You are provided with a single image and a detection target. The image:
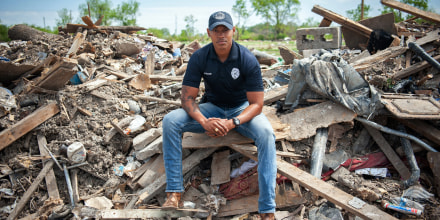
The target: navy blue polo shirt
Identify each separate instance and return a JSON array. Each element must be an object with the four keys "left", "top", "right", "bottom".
[{"left": 183, "top": 41, "right": 263, "bottom": 107}]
